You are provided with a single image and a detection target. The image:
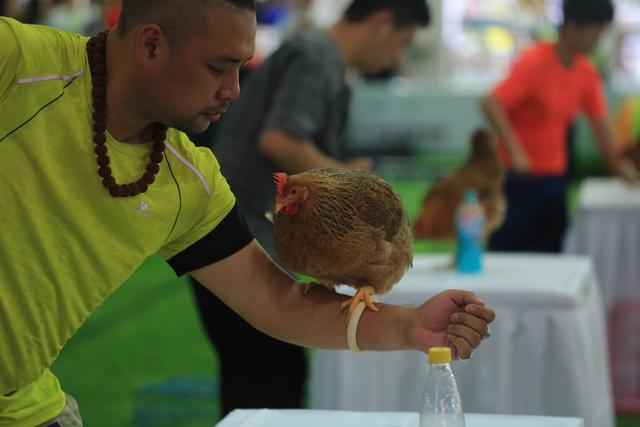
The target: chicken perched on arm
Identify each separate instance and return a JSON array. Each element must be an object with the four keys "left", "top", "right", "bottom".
[
  {"left": 413, "top": 129, "right": 506, "bottom": 243},
  {"left": 272, "top": 169, "right": 413, "bottom": 316}
]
